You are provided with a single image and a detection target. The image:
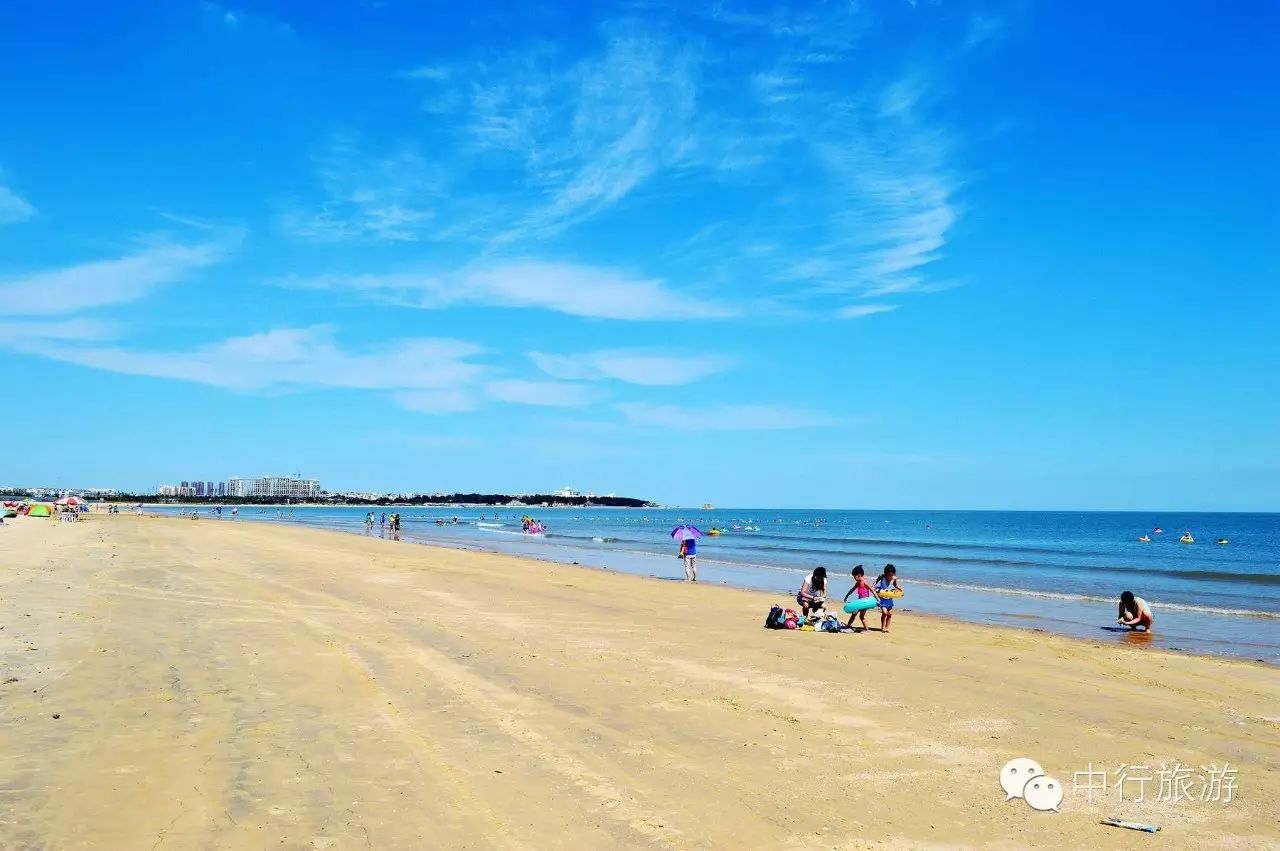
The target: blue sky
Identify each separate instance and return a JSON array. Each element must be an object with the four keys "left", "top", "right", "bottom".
[{"left": 1, "top": 1, "right": 1276, "bottom": 509}]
